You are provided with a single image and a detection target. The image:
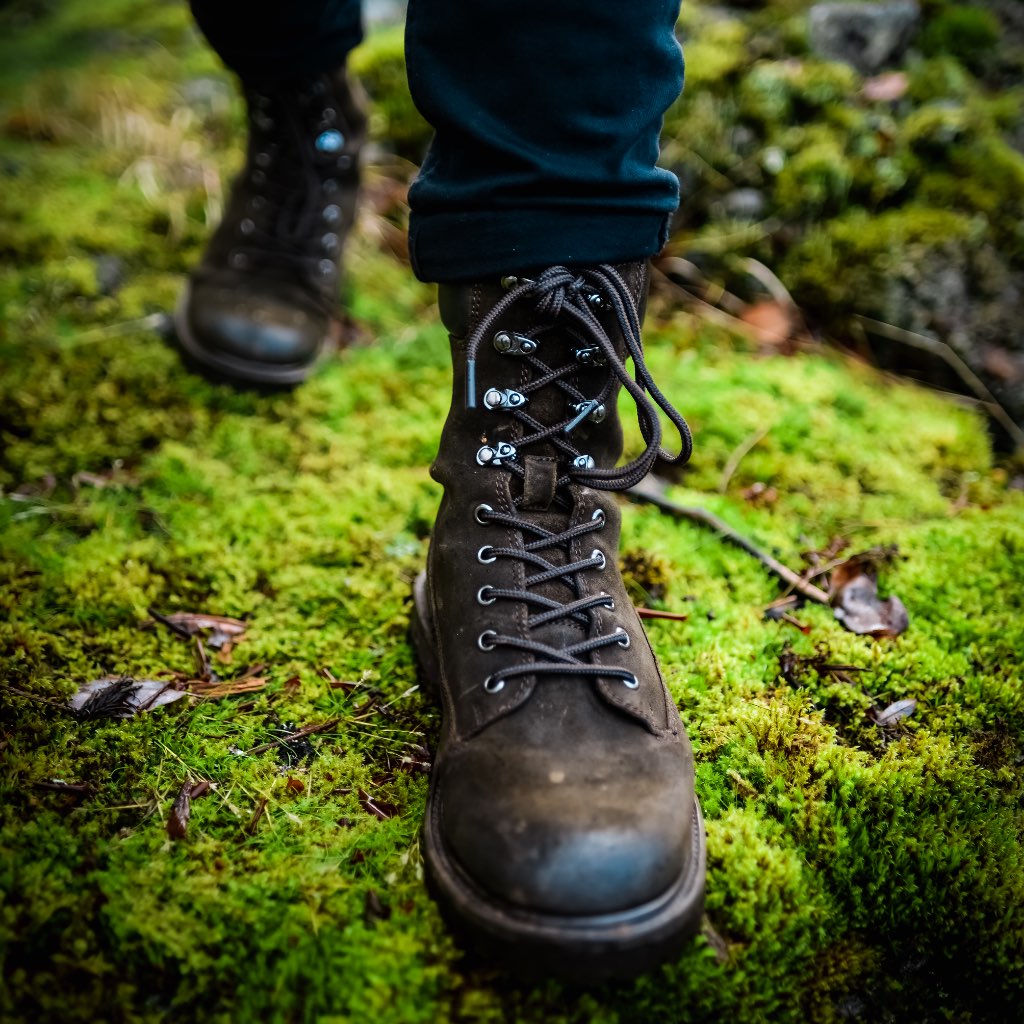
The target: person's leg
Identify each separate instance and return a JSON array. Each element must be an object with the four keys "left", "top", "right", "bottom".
[
  {"left": 405, "top": 0, "right": 684, "bottom": 282},
  {"left": 405, "top": 1, "right": 705, "bottom": 977},
  {"left": 175, "top": 1, "right": 366, "bottom": 385}
]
